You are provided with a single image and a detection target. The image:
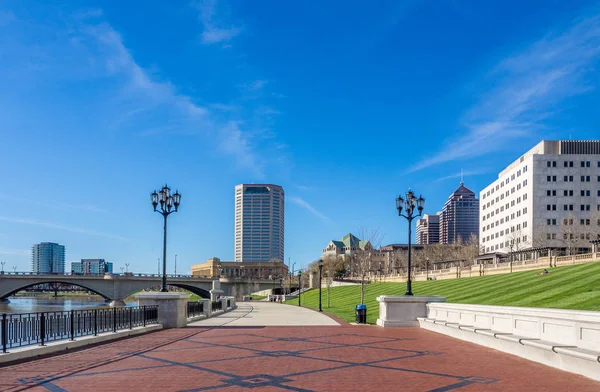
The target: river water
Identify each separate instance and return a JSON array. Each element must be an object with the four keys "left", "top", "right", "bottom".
[{"left": 0, "top": 297, "right": 137, "bottom": 314}]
